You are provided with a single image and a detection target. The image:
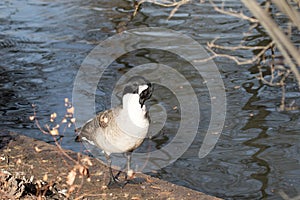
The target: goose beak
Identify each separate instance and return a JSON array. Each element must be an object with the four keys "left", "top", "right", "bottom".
[{"left": 139, "top": 83, "right": 153, "bottom": 107}]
